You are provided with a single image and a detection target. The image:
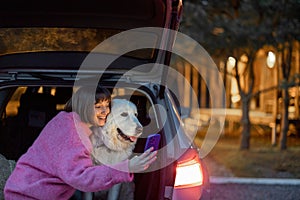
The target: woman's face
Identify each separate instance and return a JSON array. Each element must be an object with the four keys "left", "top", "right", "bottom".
[{"left": 94, "top": 99, "right": 110, "bottom": 126}]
